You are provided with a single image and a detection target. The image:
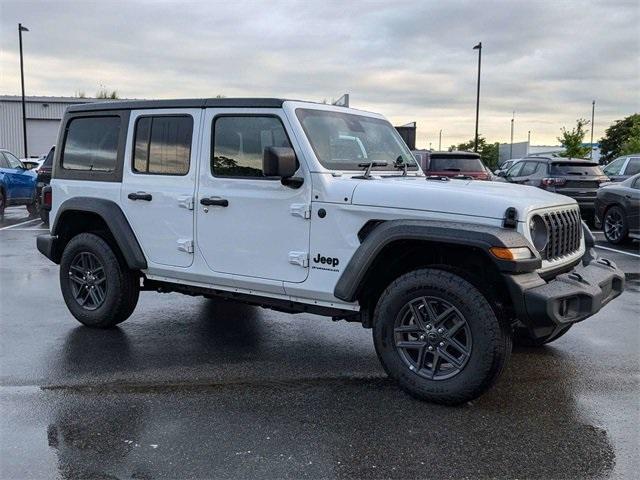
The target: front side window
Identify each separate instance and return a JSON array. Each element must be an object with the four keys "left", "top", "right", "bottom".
[
  {"left": 212, "top": 116, "right": 292, "bottom": 178},
  {"left": 0, "top": 153, "right": 9, "bottom": 169},
  {"left": 506, "top": 162, "right": 523, "bottom": 177},
  {"left": 603, "top": 156, "right": 626, "bottom": 175},
  {"left": 62, "top": 116, "right": 120, "bottom": 171},
  {"left": 296, "top": 109, "right": 417, "bottom": 171},
  {"left": 4, "top": 151, "right": 23, "bottom": 169},
  {"left": 519, "top": 162, "right": 539, "bottom": 176},
  {"left": 133, "top": 116, "right": 192, "bottom": 175}
]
